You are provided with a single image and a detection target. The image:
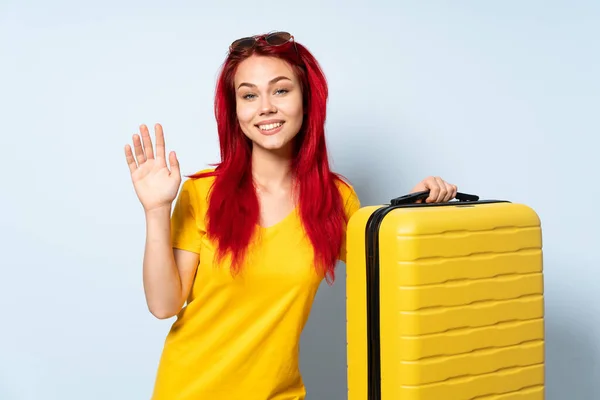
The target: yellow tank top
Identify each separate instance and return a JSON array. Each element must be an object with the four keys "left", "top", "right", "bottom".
[{"left": 151, "top": 169, "right": 360, "bottom": 400}]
